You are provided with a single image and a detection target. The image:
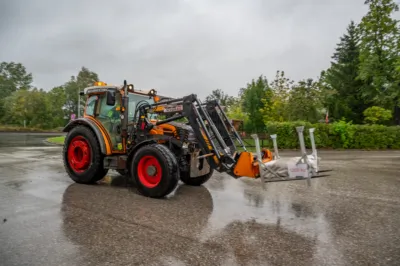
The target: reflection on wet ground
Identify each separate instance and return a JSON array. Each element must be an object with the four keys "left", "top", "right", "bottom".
[{"left": 0, "top": 134, "right": 400, "bottom": 265}]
